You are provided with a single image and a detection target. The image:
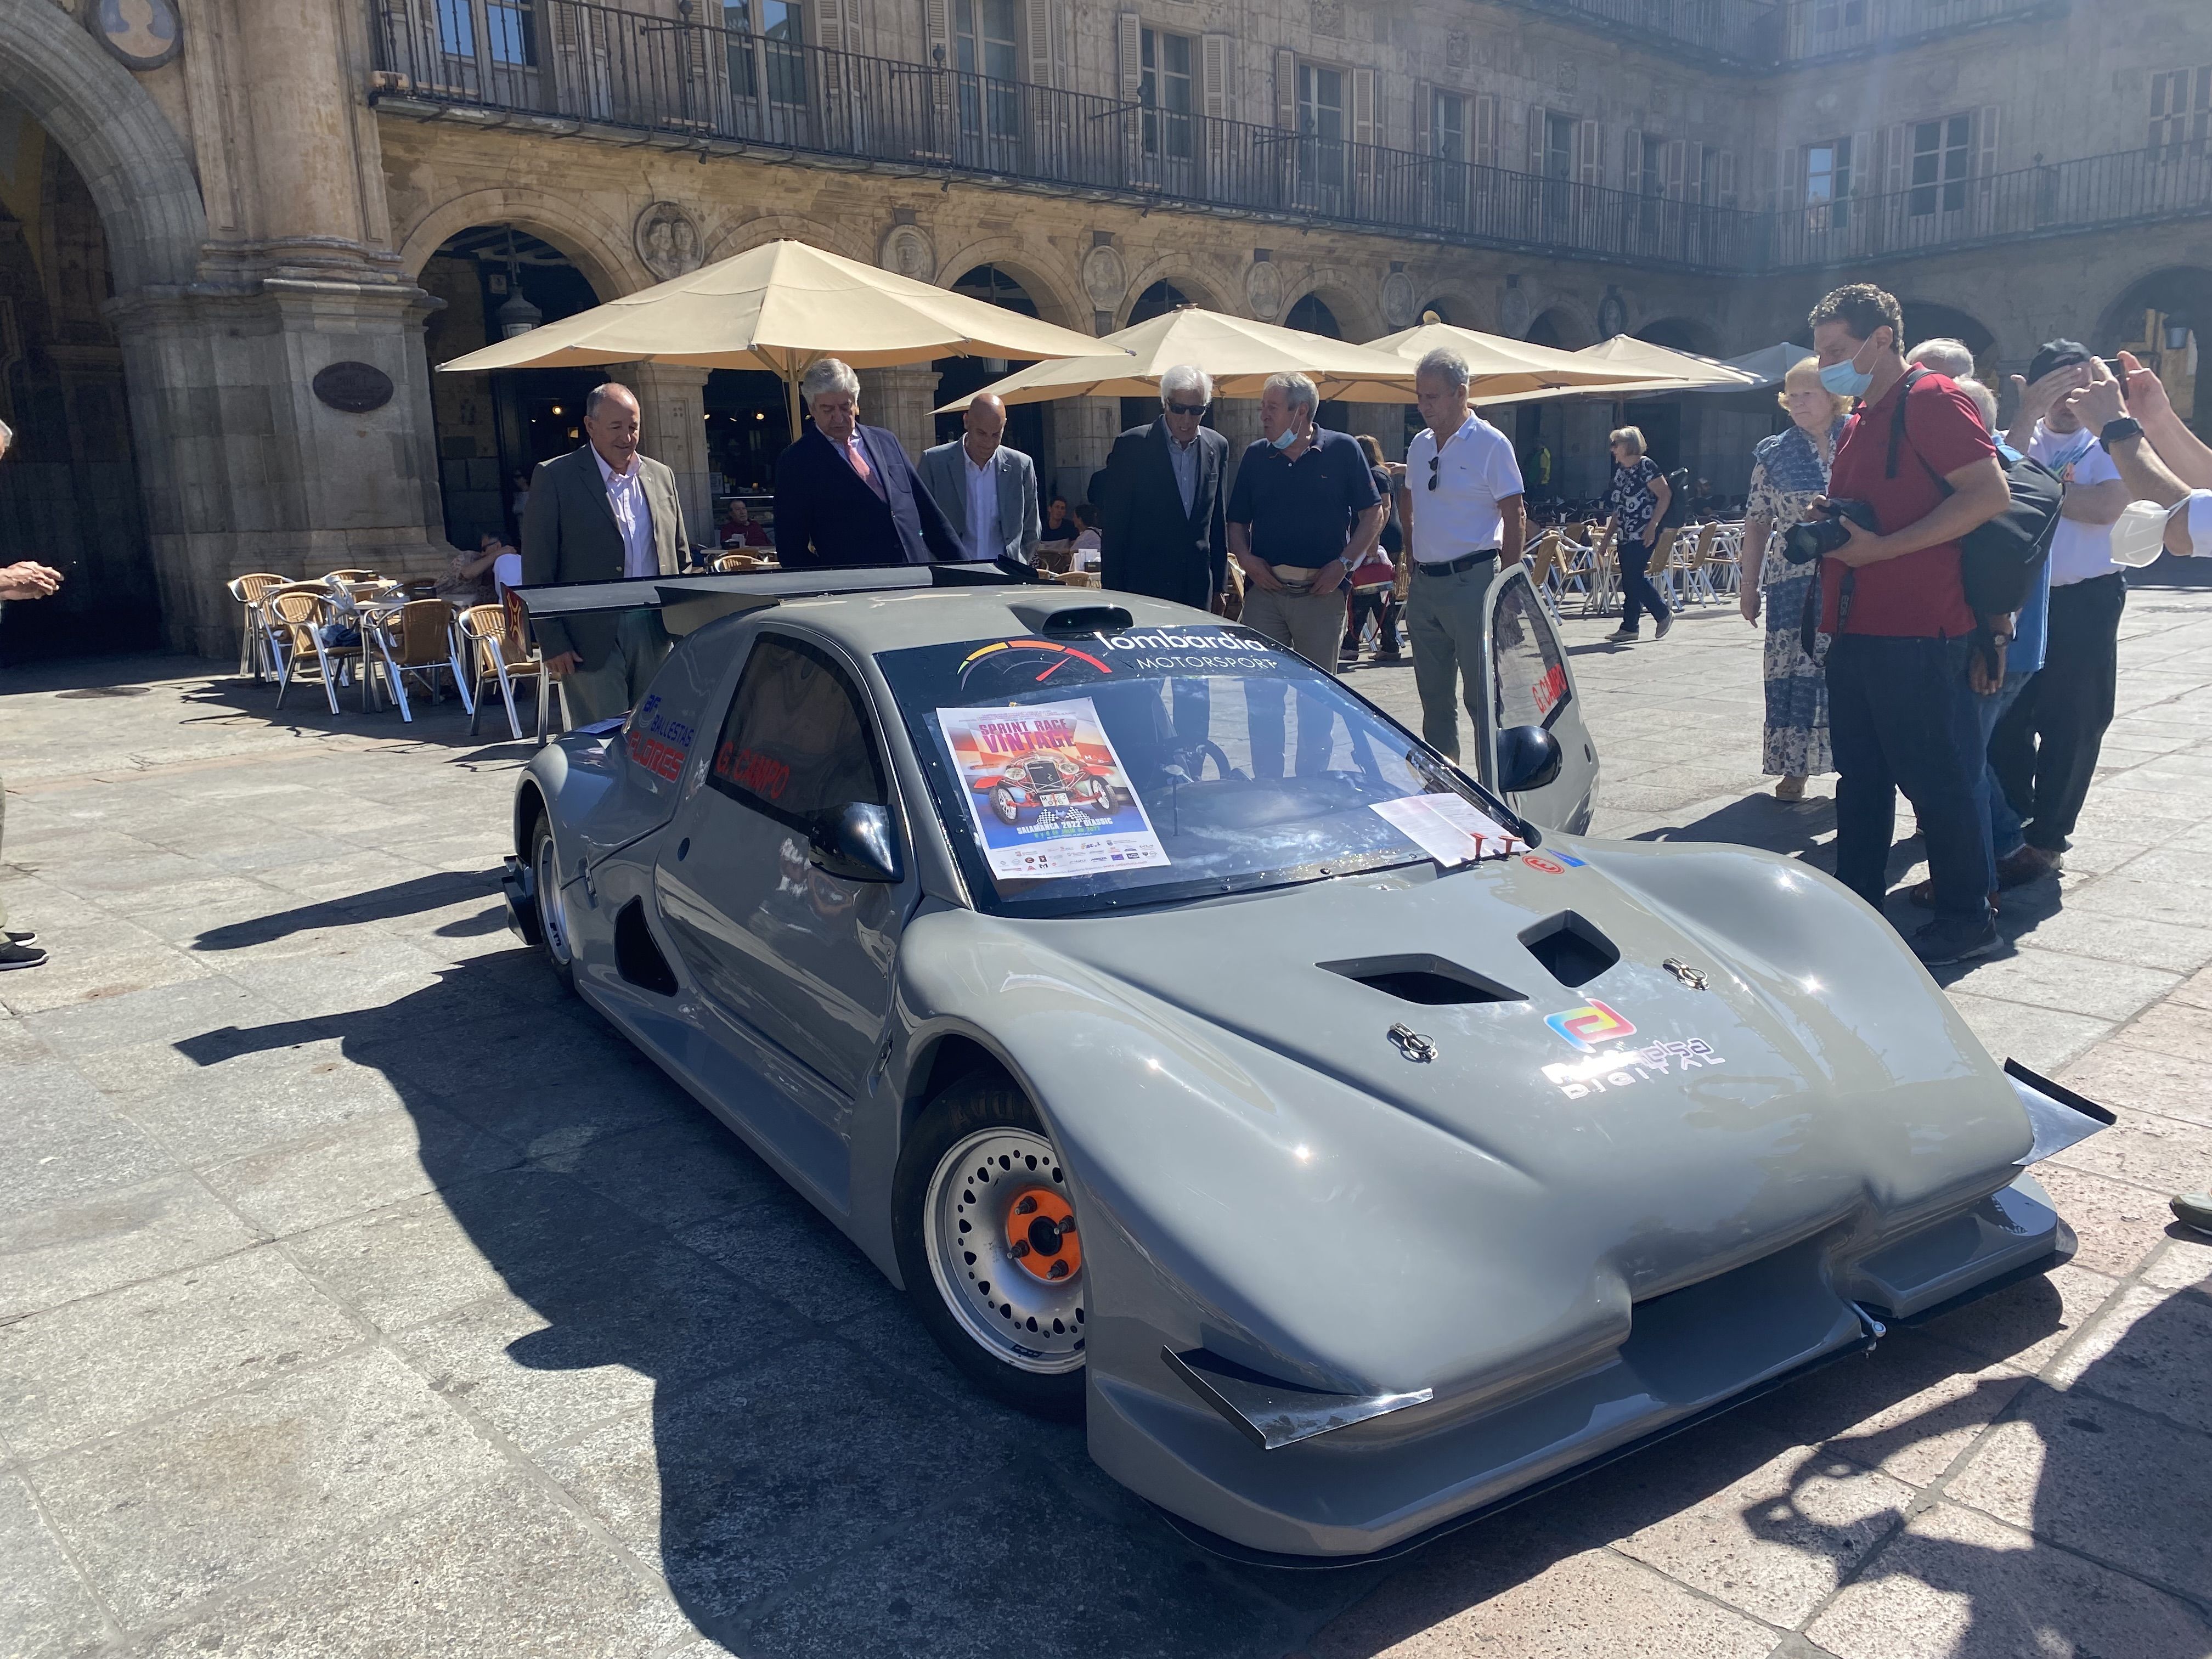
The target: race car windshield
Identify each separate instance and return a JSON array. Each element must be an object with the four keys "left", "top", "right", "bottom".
[{"left": 876, "top": 624, "right": 1529, "bottom": 918}]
